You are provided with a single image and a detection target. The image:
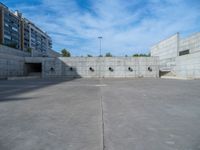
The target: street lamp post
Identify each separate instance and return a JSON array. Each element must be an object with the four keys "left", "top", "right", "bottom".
[{"left": 98, "top": 36, "right": 103, "bottom": 56}]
